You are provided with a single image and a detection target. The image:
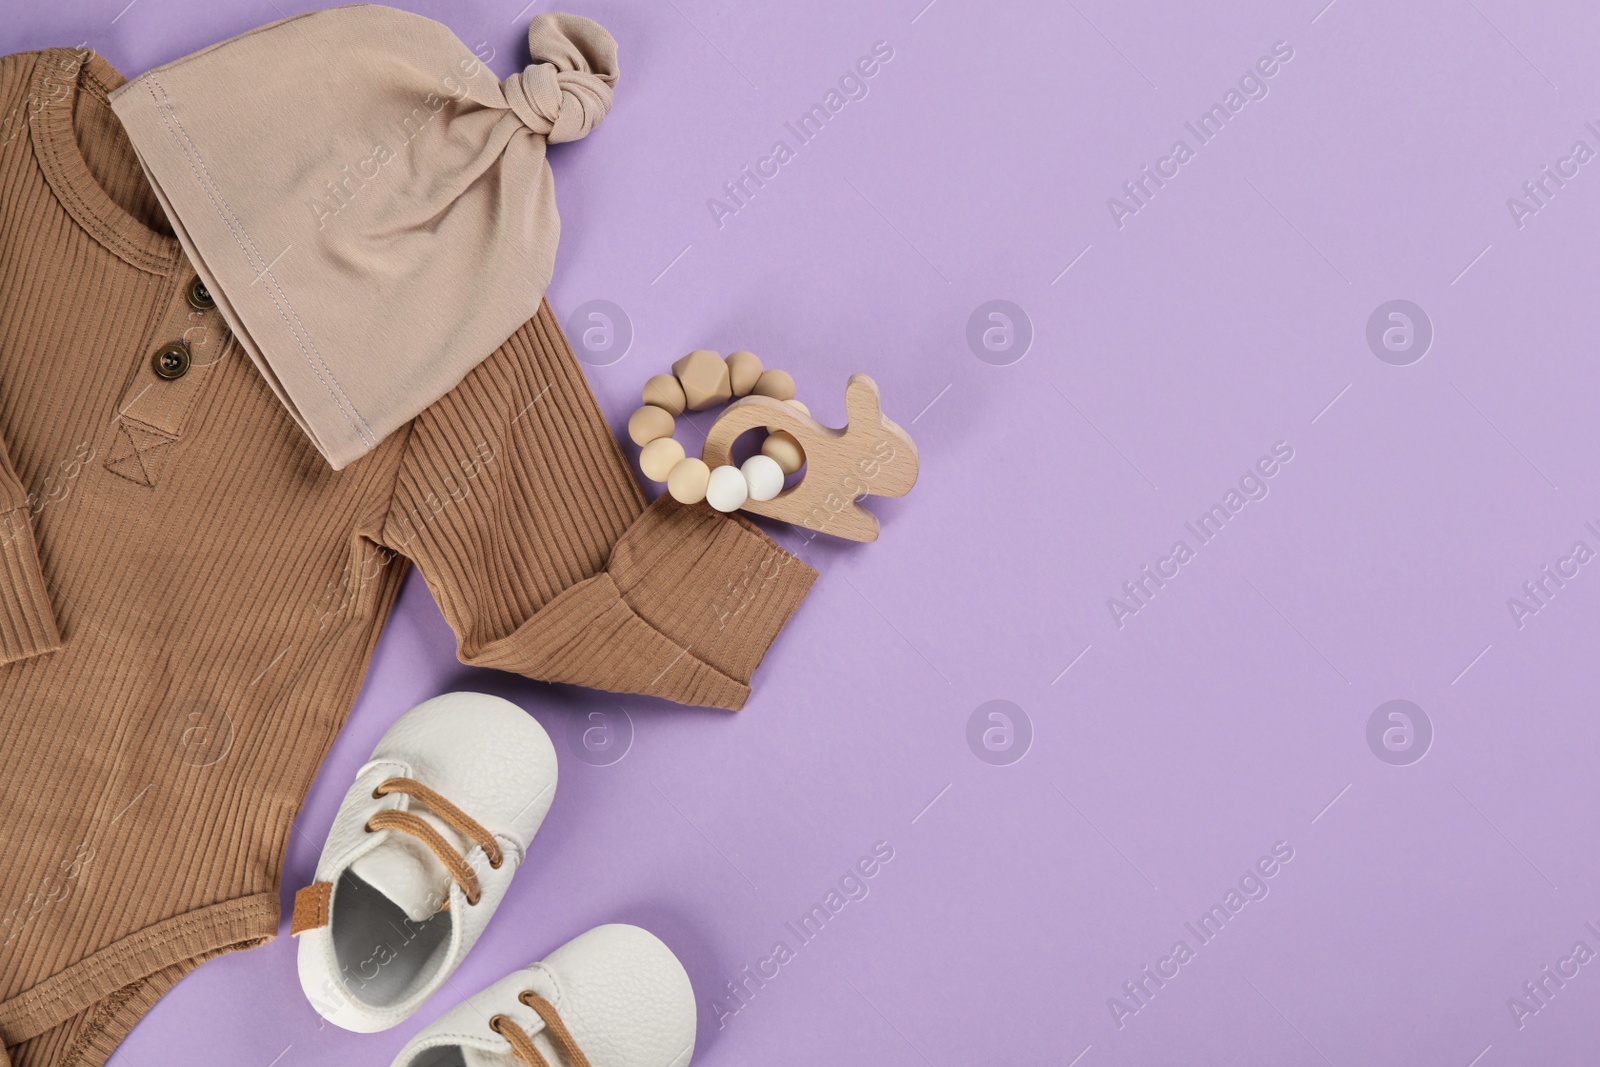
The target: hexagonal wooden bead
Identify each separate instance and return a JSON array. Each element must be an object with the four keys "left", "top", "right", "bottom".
[
  {"left": 642, "top": 374, "right": 687, "bottom": 416},
  {"left": 725, "top": 350, "right": 764, "bottom": 397},
  {"left": 751, "top": 368, "right": 795, "bottom": 401},
  {"left": 627, "top": 404, "right": 676, "bottom": 447},
  {"left": 672, "top": 349, "right": 732, "bottom": 411}
]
